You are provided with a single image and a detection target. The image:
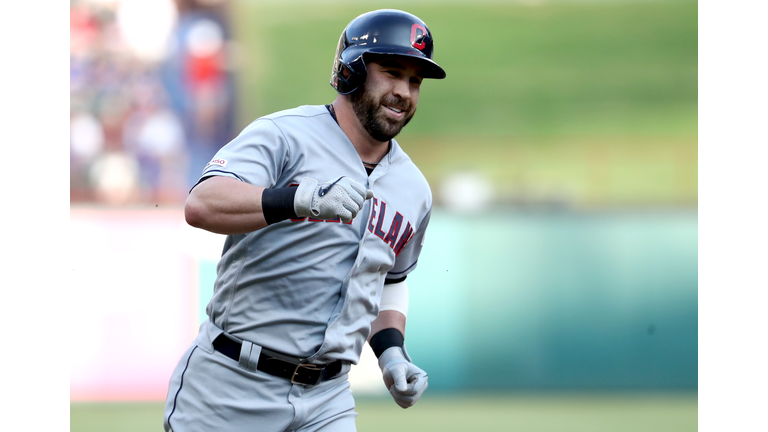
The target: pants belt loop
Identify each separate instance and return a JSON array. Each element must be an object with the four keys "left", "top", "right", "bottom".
[
  {"left": 339, "top": 362, "right": 351, "bottom": 377},
  {"left": 238, "top": 340, "right": 253, "bottom": 370},
  {"left": 248, "top": 344, "right": 262, "bottom": 371}
]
